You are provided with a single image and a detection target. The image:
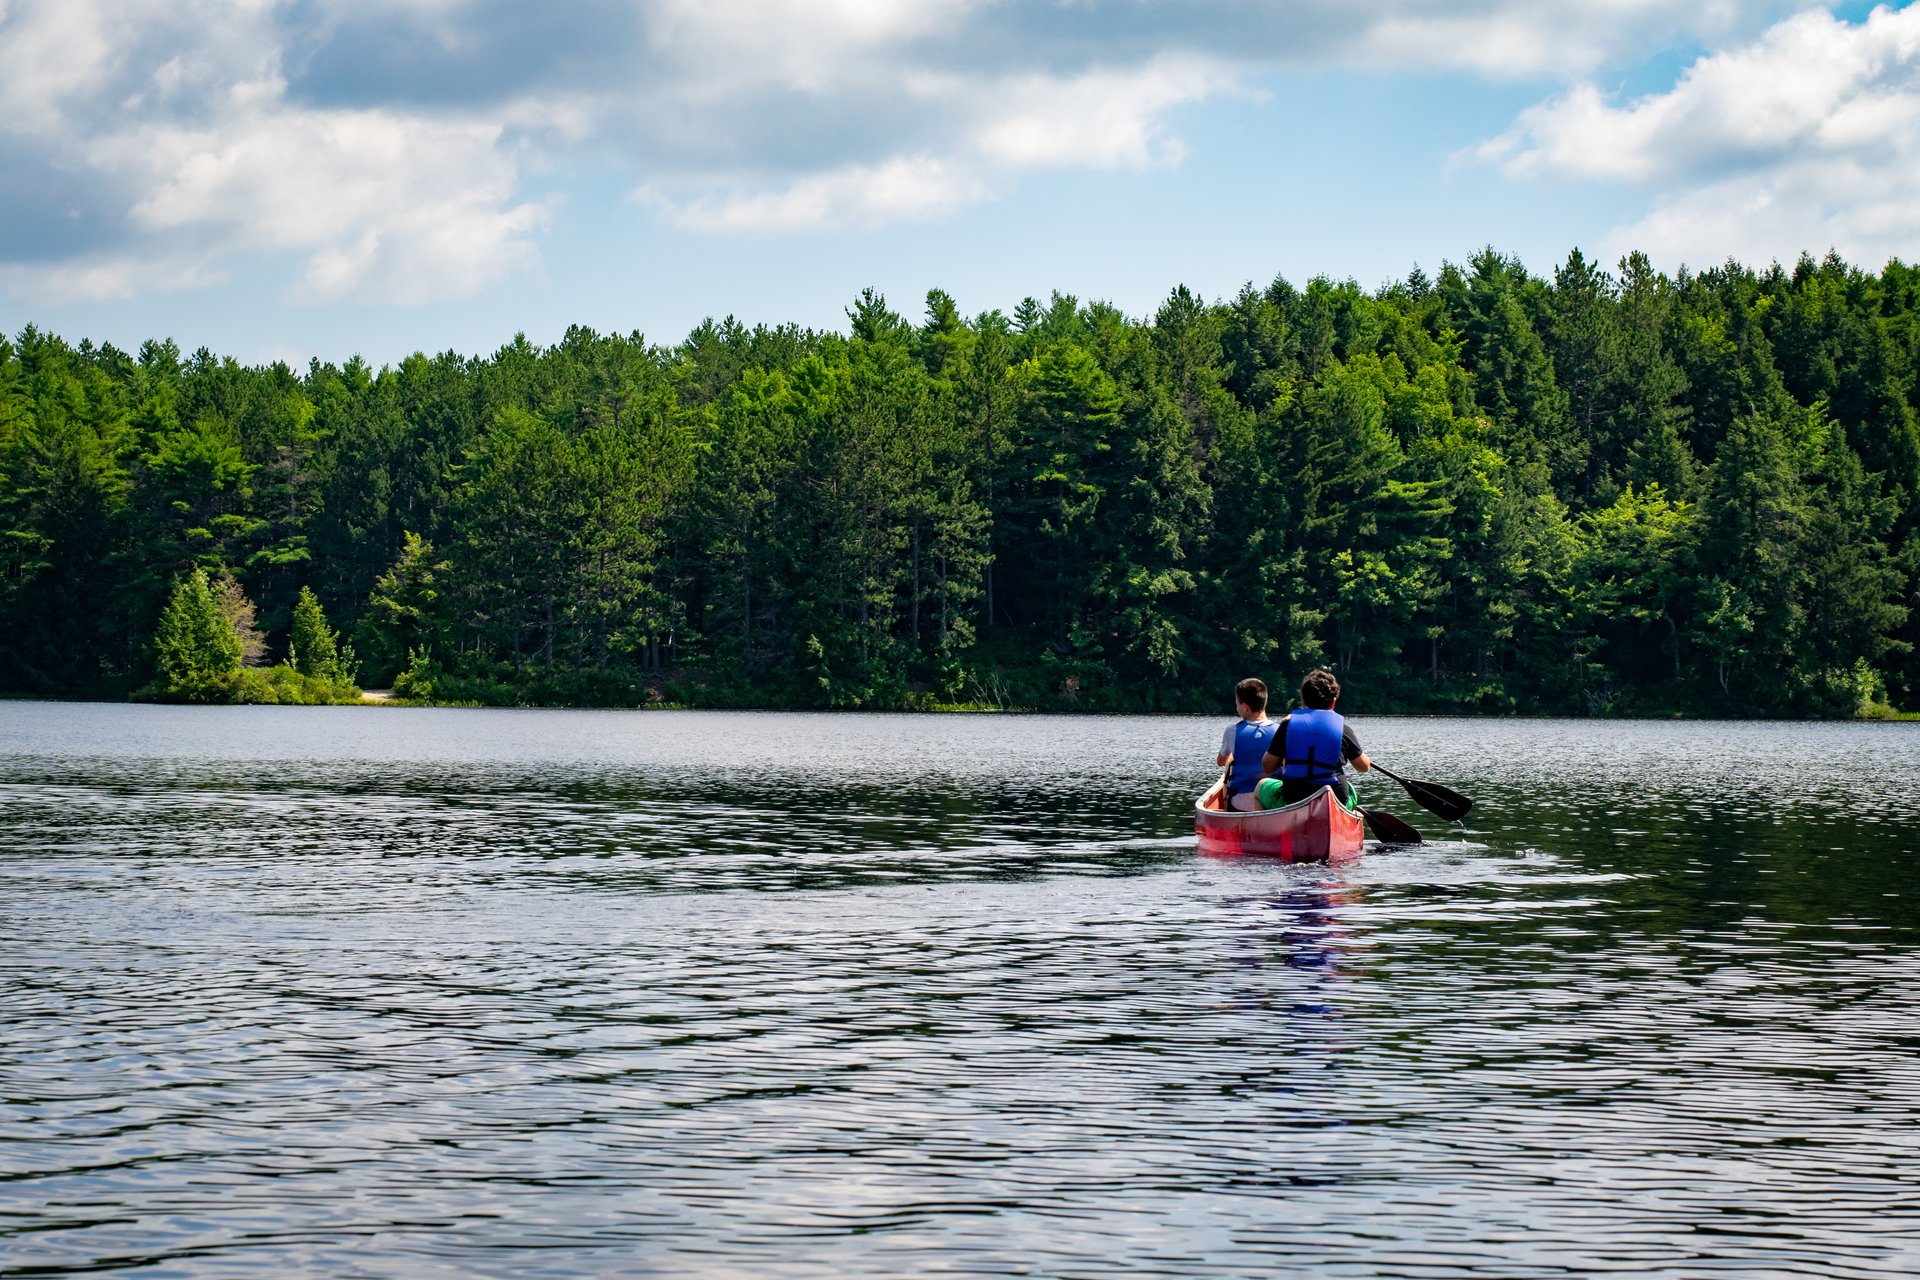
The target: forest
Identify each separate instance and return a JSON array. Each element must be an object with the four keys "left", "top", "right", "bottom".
[{"left": 3, "top": 247, "right": 1918, "bottom": 716}]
